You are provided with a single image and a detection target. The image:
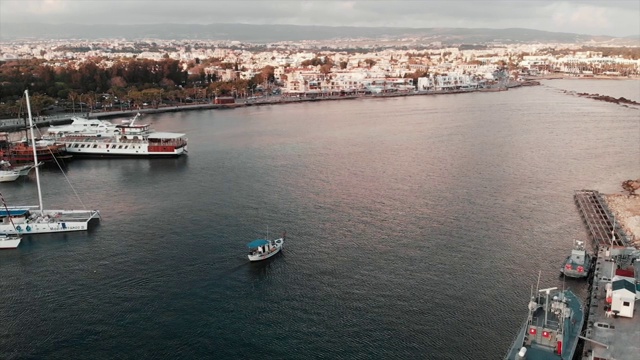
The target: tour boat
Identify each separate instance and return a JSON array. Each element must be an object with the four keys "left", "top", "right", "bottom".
[
  {"left": 0, "top": 90, "right": 100, "bottom": 235},
  {"left": 247, "top": 231, "right": 286, "bottom": 262},
  {"left": 46, "top": 113, "right": 188, "bottom": 158},
  {"left": 47, "top": 116, "right": 118, "bottom": 137},
  {"left": 0, "top": 132, "right": 67, "bottom": 164}
]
